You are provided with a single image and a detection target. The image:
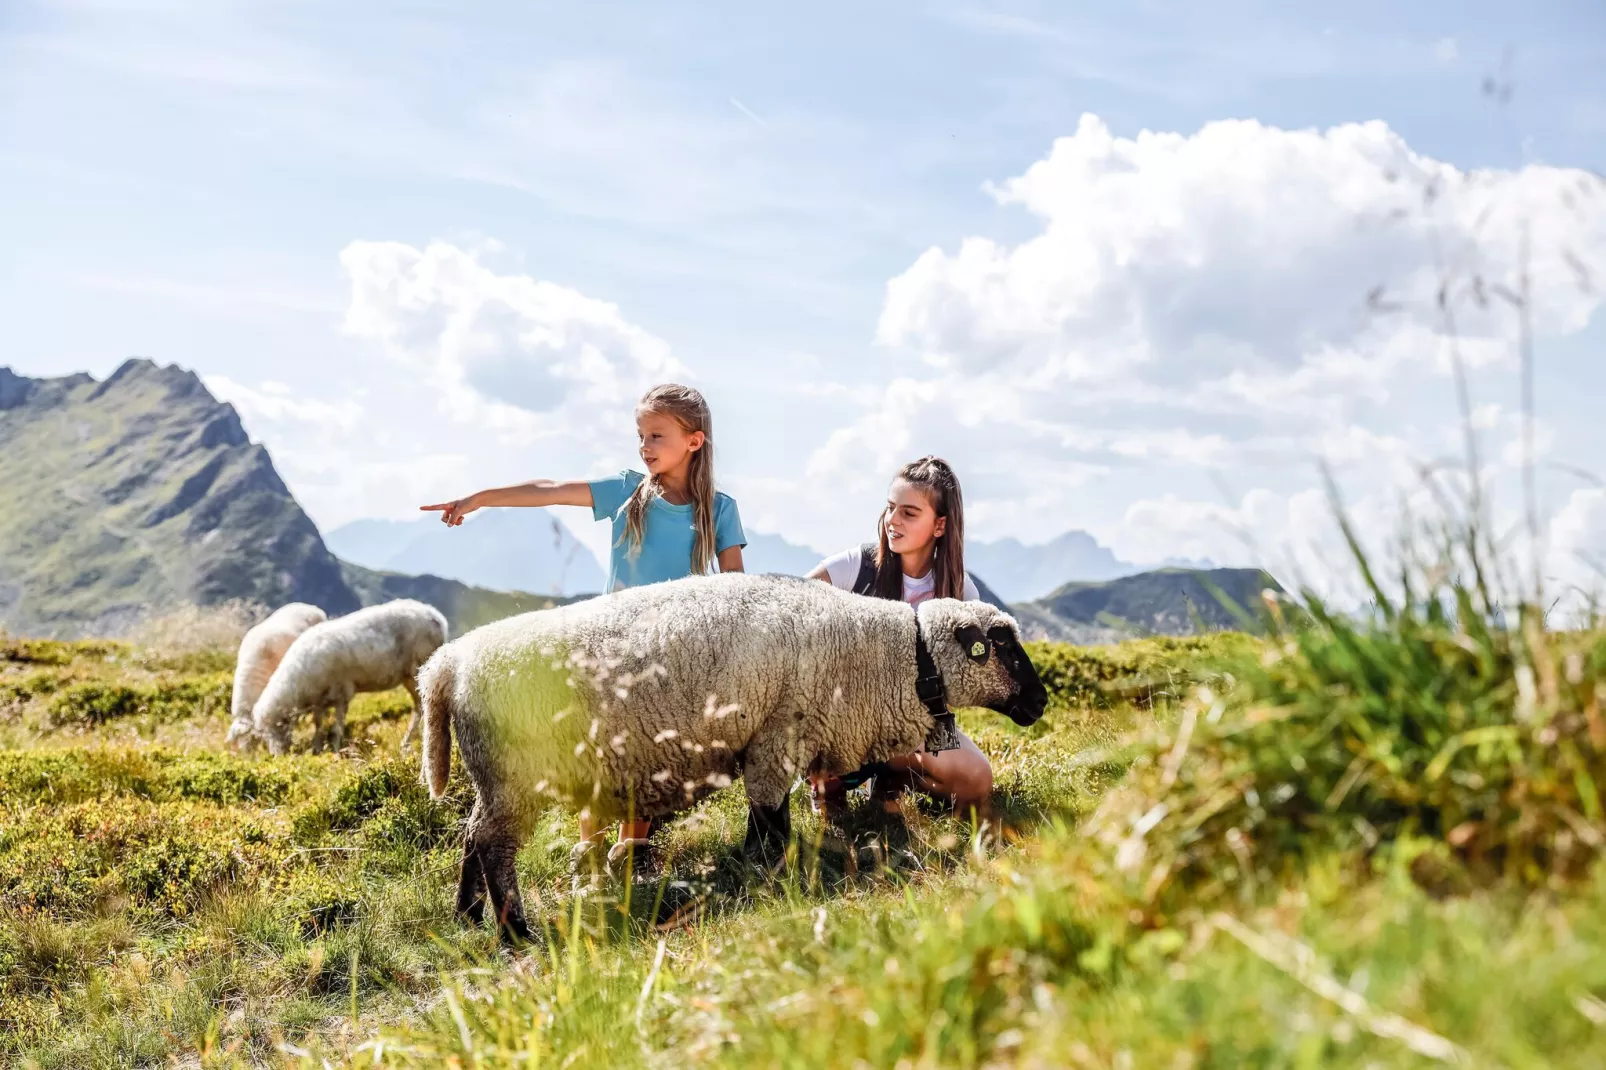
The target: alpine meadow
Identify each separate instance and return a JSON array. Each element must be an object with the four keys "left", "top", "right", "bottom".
[{"left": 6, "top": 4, "right": 1606, "bottom": 1068}]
